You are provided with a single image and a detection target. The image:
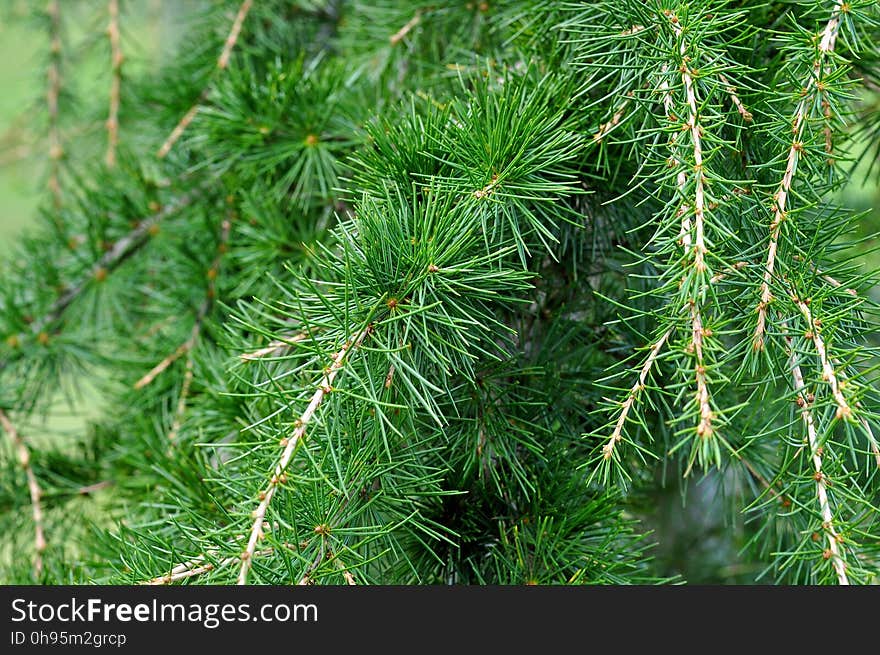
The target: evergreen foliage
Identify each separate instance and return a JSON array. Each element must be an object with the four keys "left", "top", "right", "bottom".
[{"left": 0, "top": 0, "right": 878, "bottom": 585}]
